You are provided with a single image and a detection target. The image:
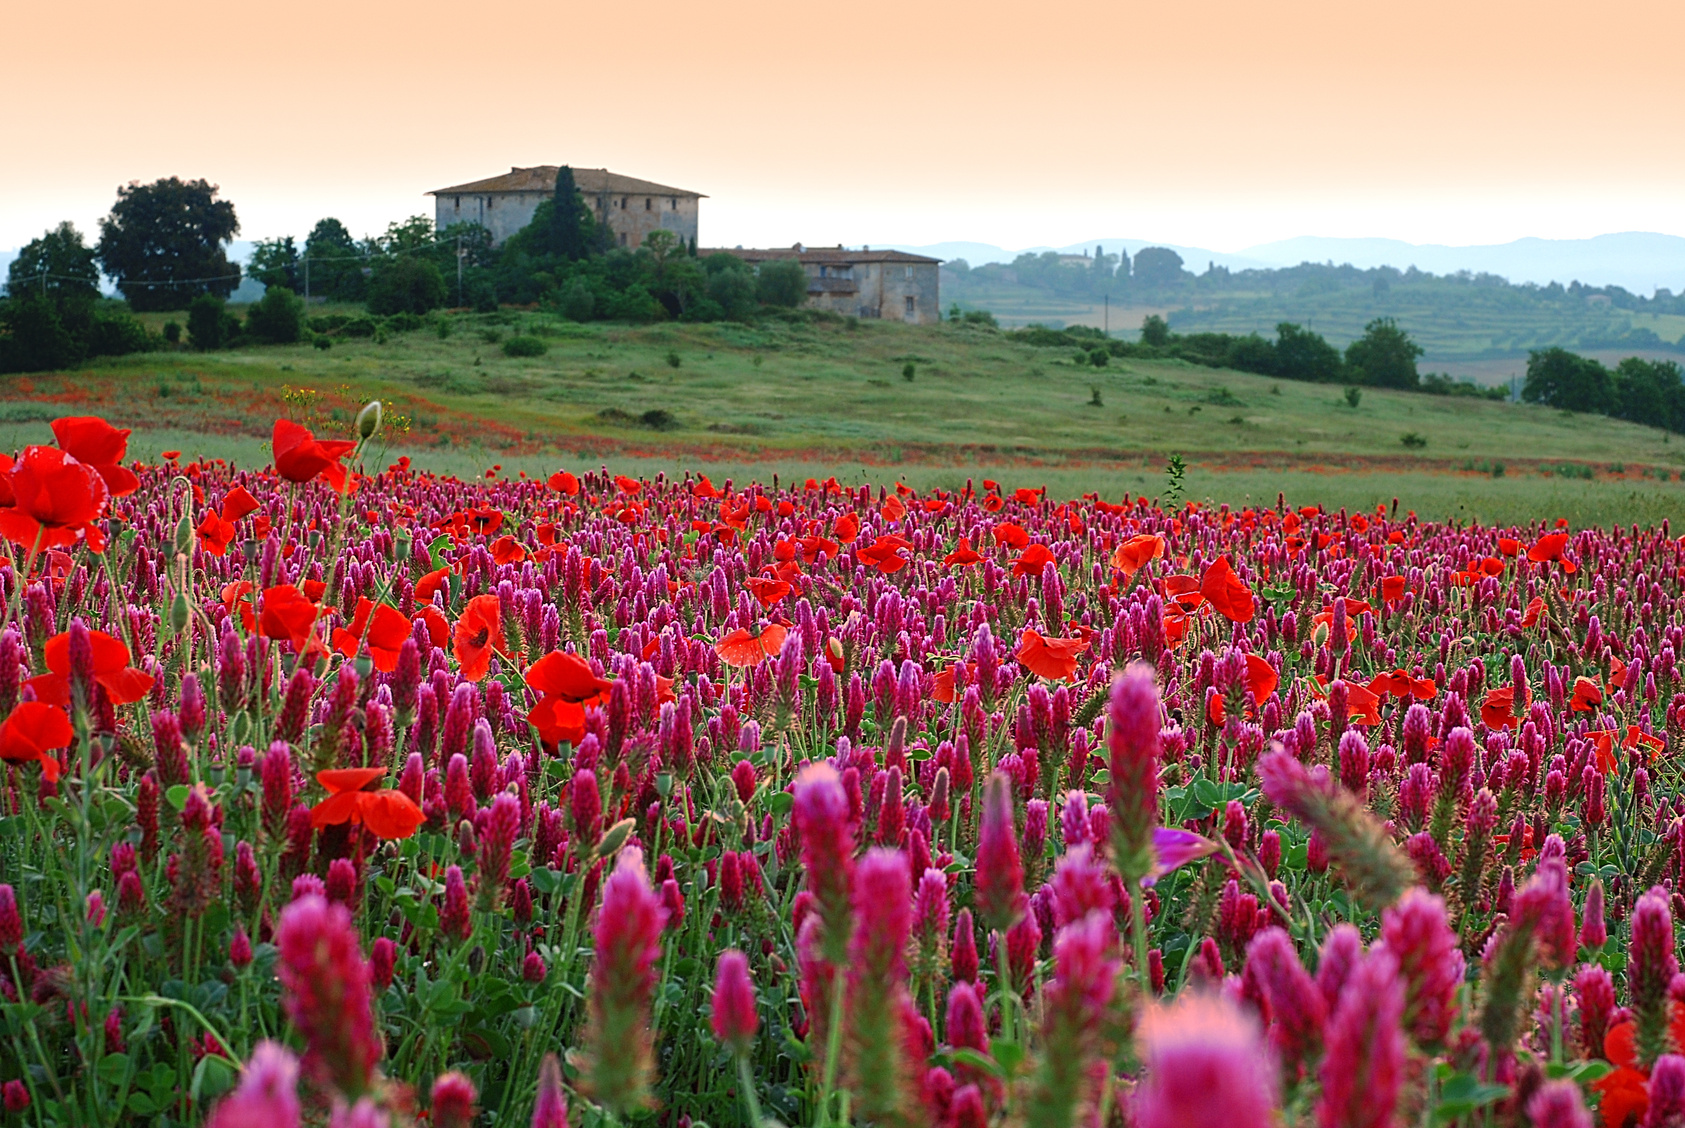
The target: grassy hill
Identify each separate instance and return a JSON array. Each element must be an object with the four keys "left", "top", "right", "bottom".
[{"left": 3, "top": 306, "right": 1683, "bottom": 526}]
